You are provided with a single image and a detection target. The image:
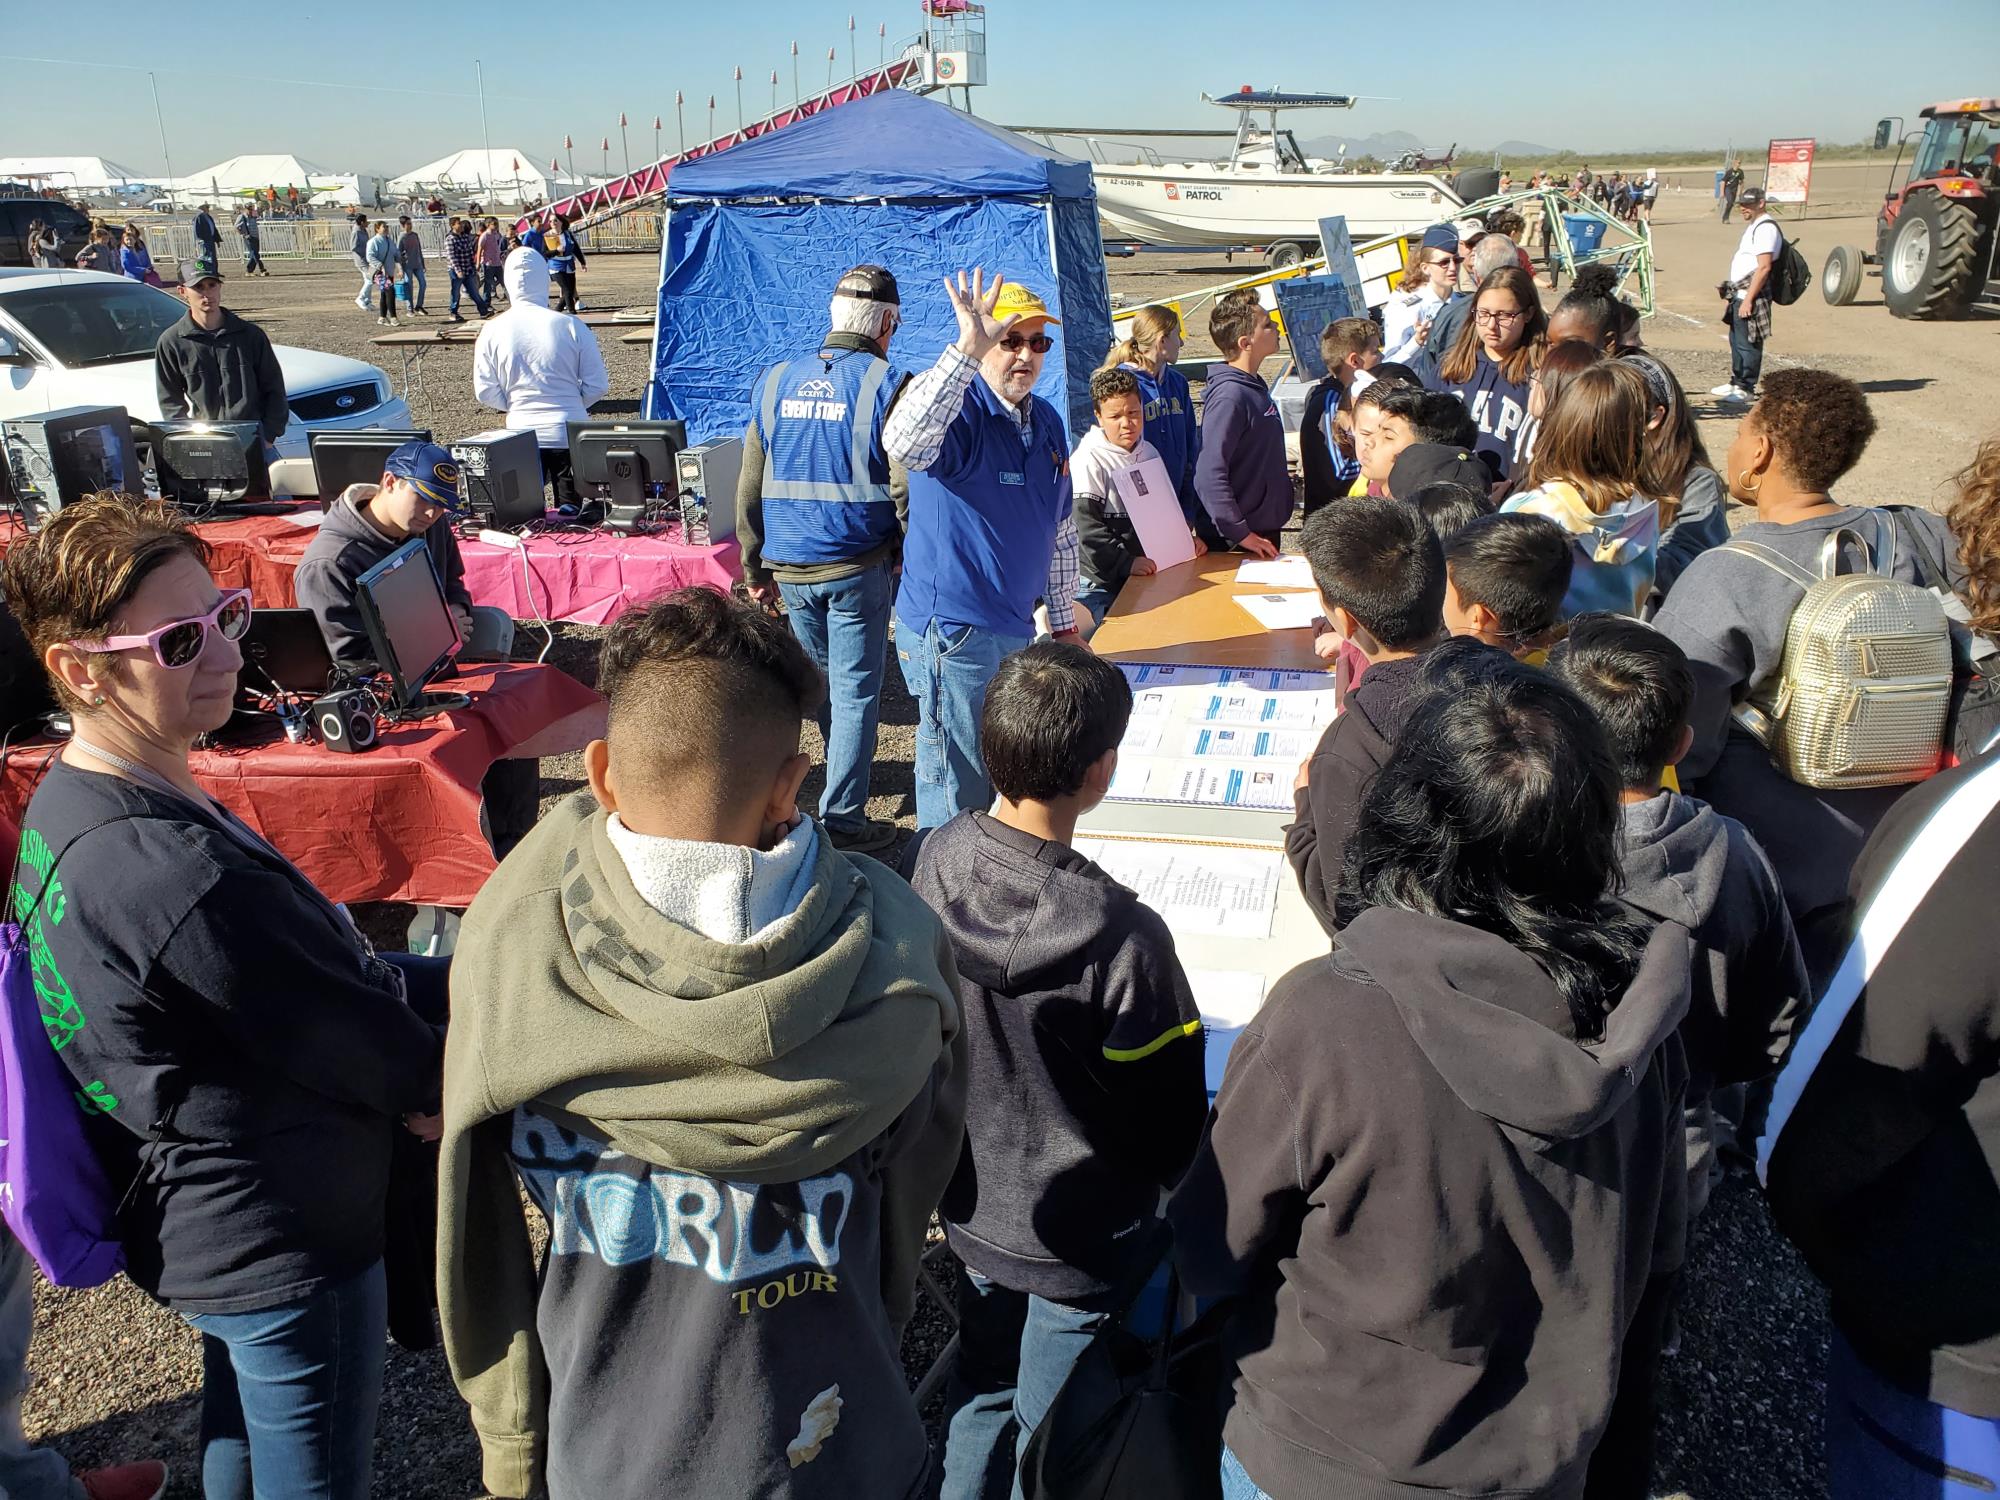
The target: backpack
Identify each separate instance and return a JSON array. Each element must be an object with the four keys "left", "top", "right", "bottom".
[
  {"left": 1, "top": 816, "right": 169, "bottom": 1285},
  {"left": 1725, "top": 515, "right": 1953, "bottom": 790},
  {"left": 1762, "top": 217, "right": 1812, "bottom": 305}
]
